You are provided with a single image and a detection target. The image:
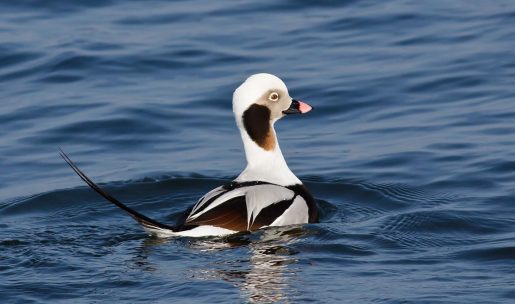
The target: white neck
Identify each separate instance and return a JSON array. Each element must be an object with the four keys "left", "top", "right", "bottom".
[{"left": 235, "top": 120, "right": 301, "bottom": 186}]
